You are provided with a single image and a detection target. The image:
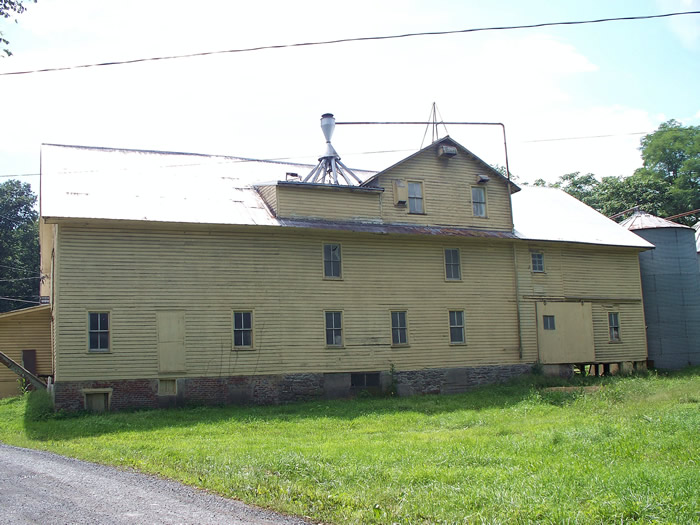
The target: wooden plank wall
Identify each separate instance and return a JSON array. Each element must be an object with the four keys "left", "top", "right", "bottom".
[
  {"left": 515, "top": 243, "right": 647, "bottom": 362},
  {"left": 54, "top": 225, "right": 522, "bottom": 381},
  {"left": 0, "top": 306, "right": 52, "bottom": 397},
  {"left": 276, "top": 185, "right": 381, "bottom": 221},
  {"left": 376, "top": 146, "right": 514, "bottom": 231}
]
